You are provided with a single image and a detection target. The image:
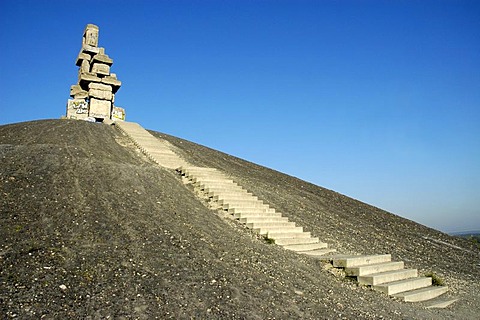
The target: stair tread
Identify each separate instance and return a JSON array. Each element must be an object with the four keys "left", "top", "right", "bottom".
[
  {"left": 393, "top": 286, "right": 448, "bottom": 302},
  {"left": 360, "top": 268, "right": 417, "bottom": 277},
  {"left": 375, "top": 277, "right": 431, "bottom": 287}
]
